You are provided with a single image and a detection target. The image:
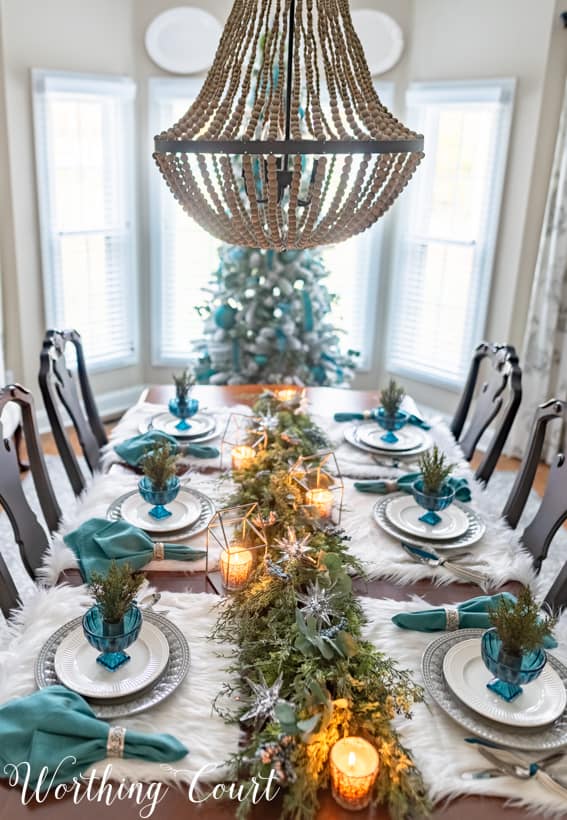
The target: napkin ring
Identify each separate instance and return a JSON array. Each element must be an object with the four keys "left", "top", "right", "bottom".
[
  {"left": 107, "top": 726, "right": 126, "bottom": 758},
  {"left": 444, "top": 607, "right": 460, "bottom": 631},
  {"left": 154, "top": 542, "right": 165, "bottom": 560}
]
